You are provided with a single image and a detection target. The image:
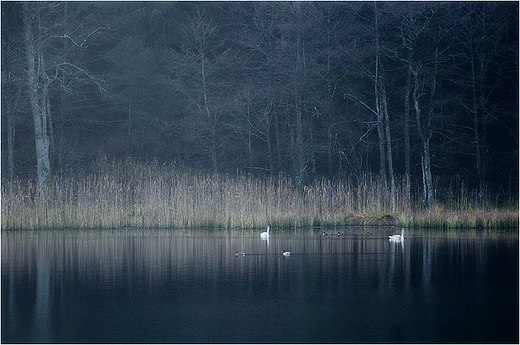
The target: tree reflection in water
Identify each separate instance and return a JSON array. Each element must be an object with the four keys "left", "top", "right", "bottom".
[{"left": 2, "top": 228, "right": 518, "bottom": 343}]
